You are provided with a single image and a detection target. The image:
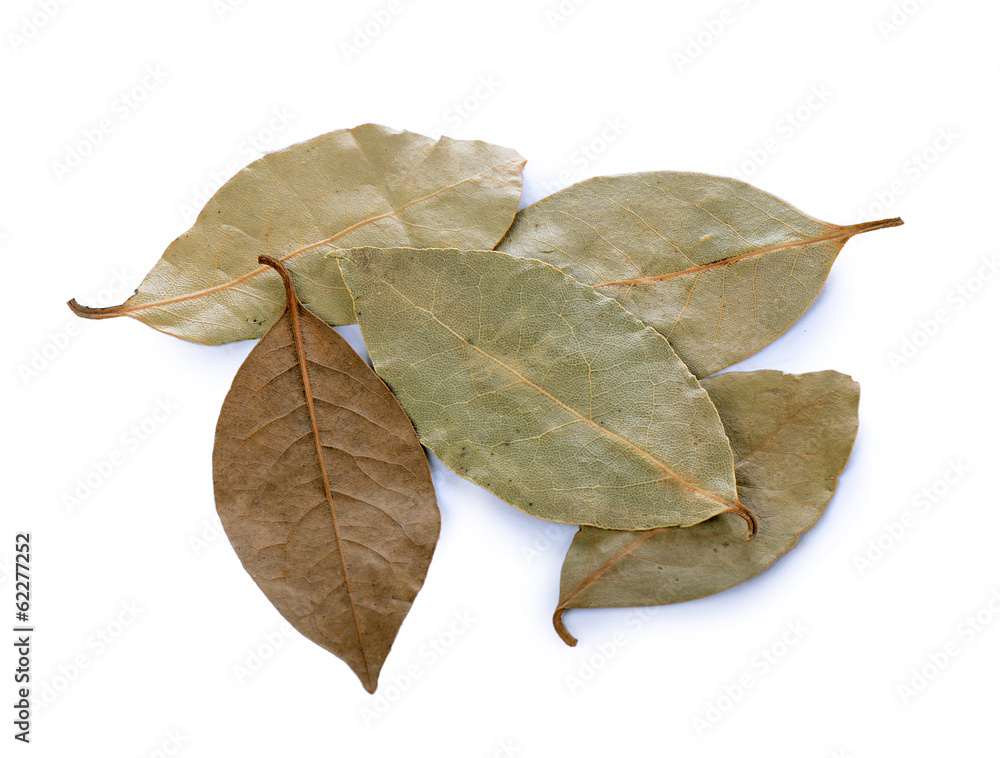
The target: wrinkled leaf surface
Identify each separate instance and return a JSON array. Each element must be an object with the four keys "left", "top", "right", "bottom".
[
  {"left": 213, "top": 256, "right": 439, "bottom": 692},
  {"left": 554, "top": 370, "right": 859, "bottom": 645},
  {"left": 338, "top": 247, "right": 754, "bottom": 533},
  {"left": 70, "top": 124, "right": 525, "bottom": 344},
  {"left": 499, "top": 172, "right": 901, "bottom": 377}
]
